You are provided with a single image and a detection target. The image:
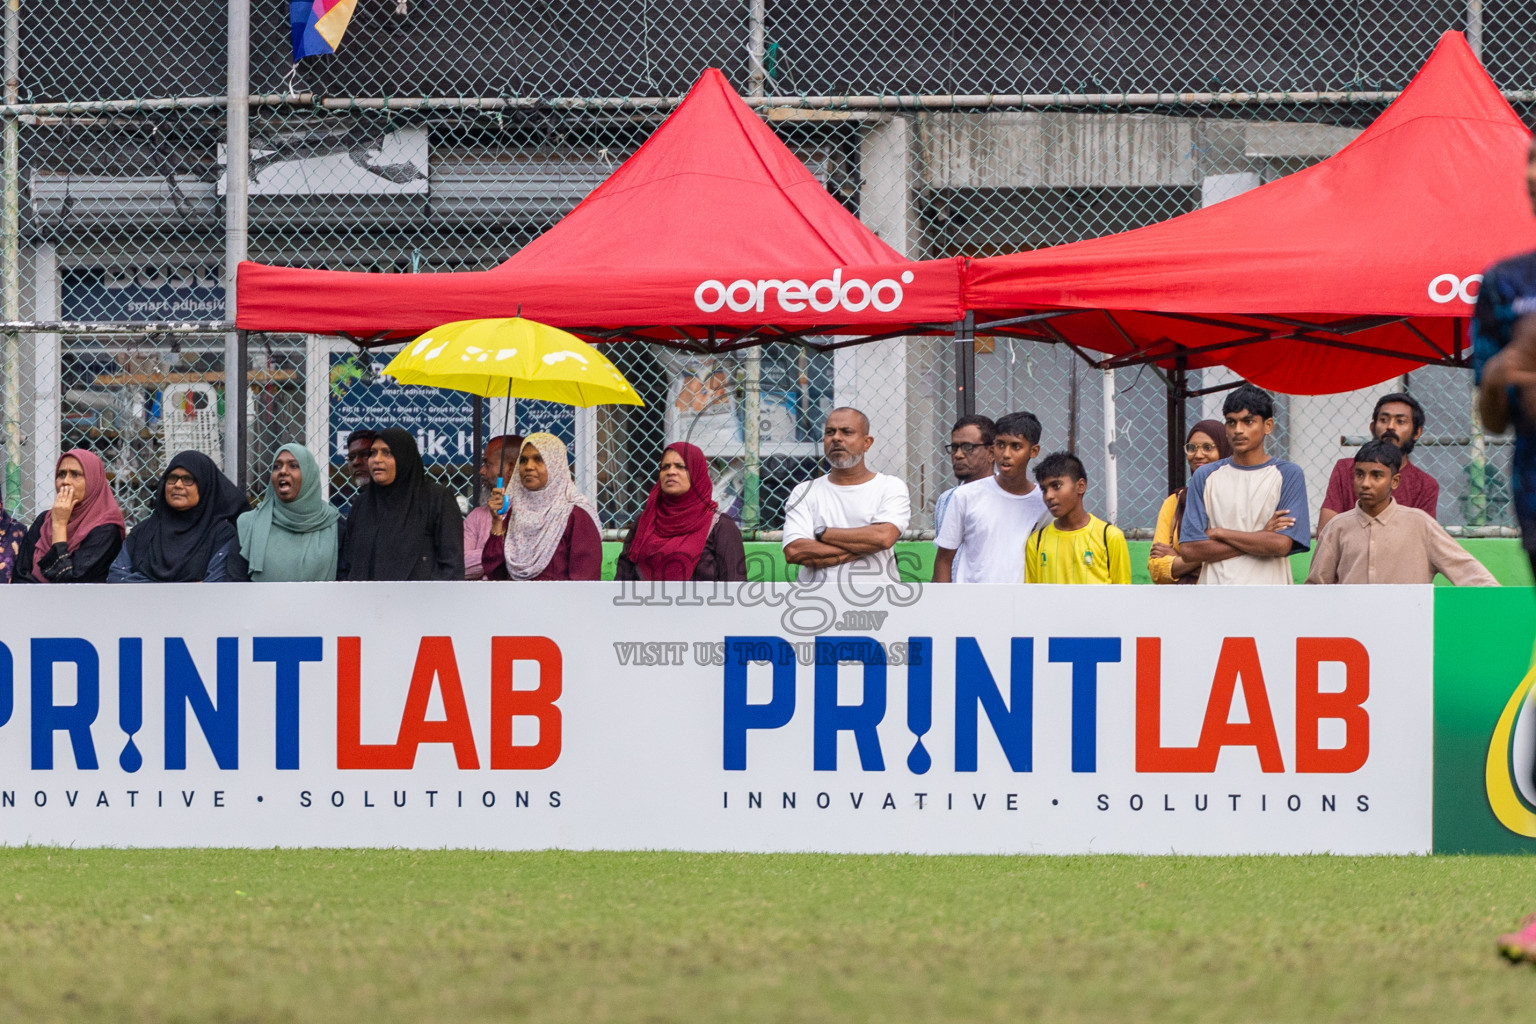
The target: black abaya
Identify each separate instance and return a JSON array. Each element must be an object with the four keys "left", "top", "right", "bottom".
[{"left": 340, "top": 428, "right": 464, "bottom": 581}]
